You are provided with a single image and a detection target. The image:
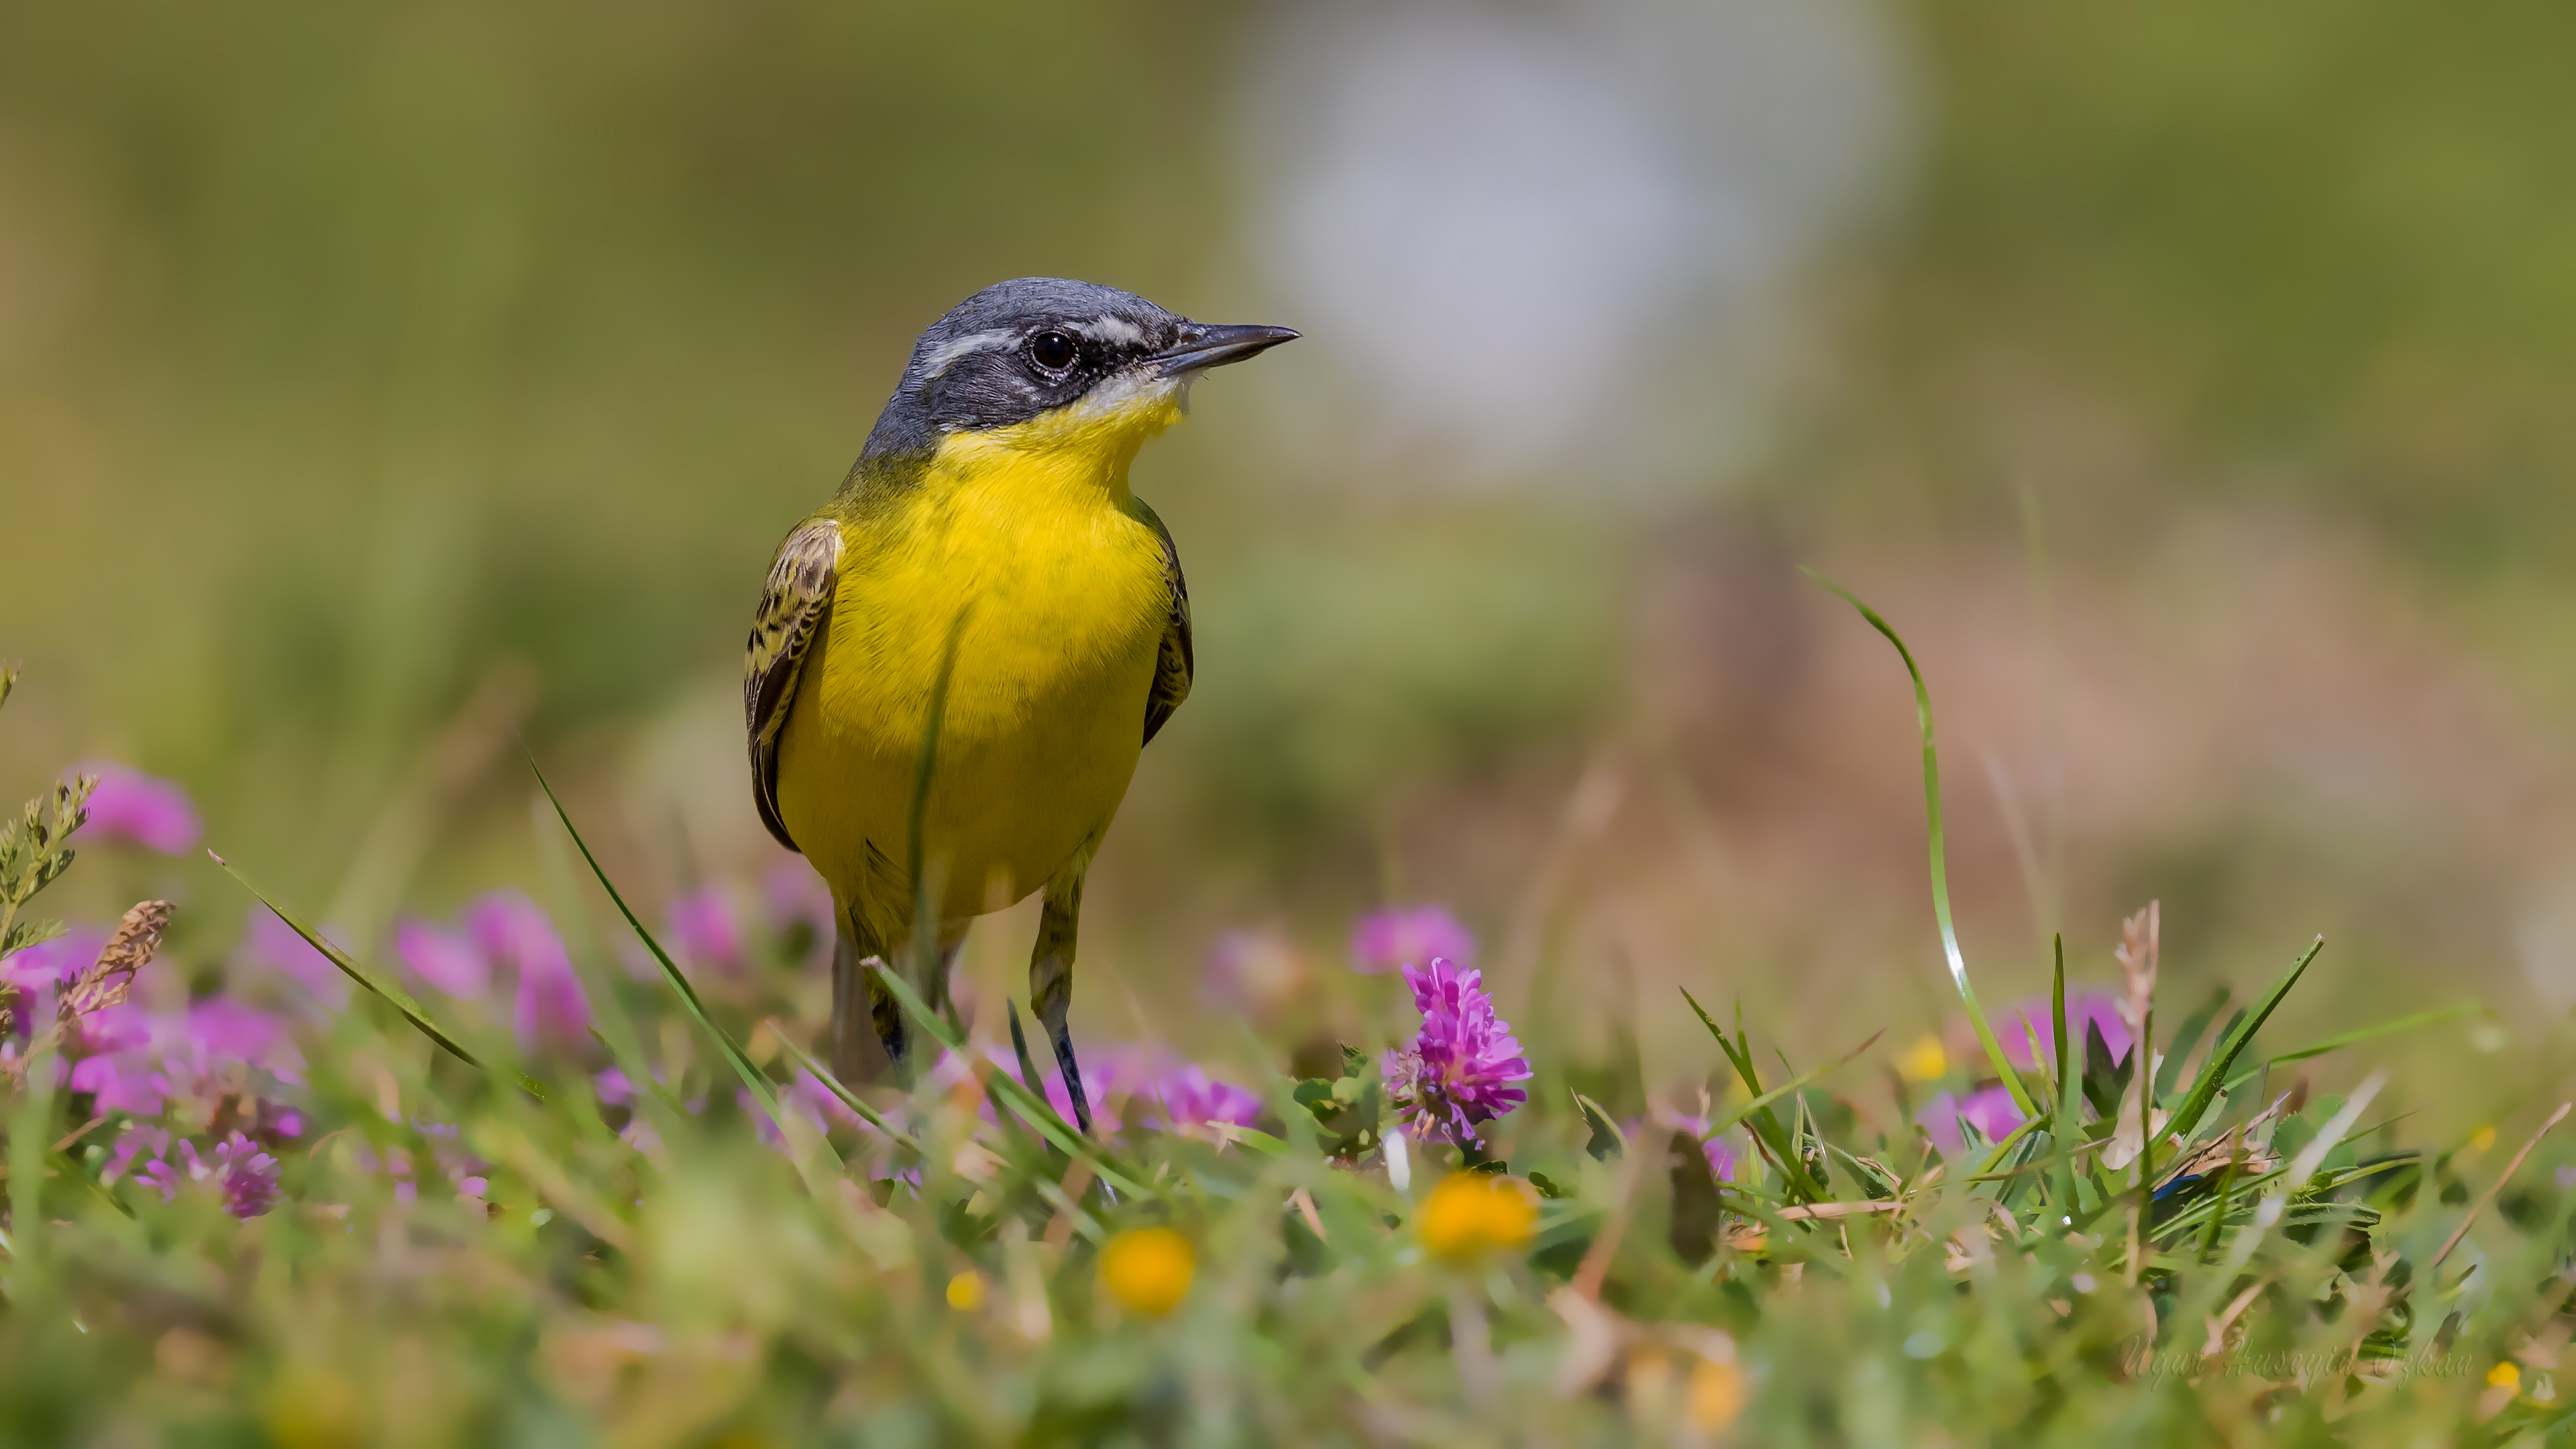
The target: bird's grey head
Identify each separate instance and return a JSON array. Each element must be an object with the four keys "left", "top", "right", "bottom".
[{"left": 859, "top": 278, "right": 1297, "bottom": 463}]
